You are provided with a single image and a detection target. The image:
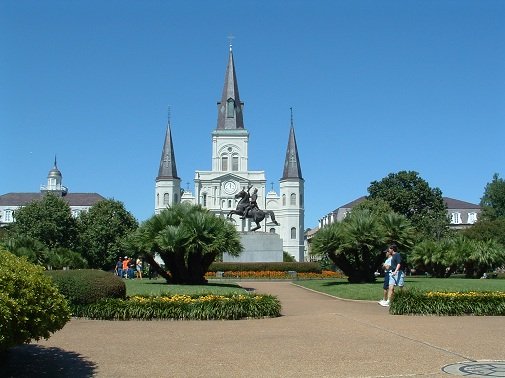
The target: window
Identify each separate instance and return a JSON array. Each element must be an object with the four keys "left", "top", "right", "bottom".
[
  {"left": 4, "top": 209, "right": 13, "bottom": 223},
  {"left": 222, "top": 156, "right": 228, "bottom": 171},
  {"left": 232, "top": 155, "right": 239, "bottom": 171},
  {"left": 282, "top": 194, "right": 286, "bottom": 206},
  {"left": 269, "top": 228, "right": 276, "bottom": 233},
  {"left": 290, "top": 193, "right": 296, "bottom": 206},
  {"left": 228, "top": 199, "right": 232, "bottom": 208},
  {"left": 174, "top": 193, "right": 179, "bottom": 203},
  {"left": 290, "top": 227, "right": 297, "bottom": 239},
  {"left": 163, "top": 193, "right": 169, "bottom": 205},
  {"left": 203, "top": 193, "right": 207, "bottom": 207},
  {"left": 467, "top": 212, "right": 478, "bottom": 224},
  {"left": 450, "top": 212, "right": 462, "bottom": 224},
  {"left": 71, "top": 209, "right": 80, "bottom": 218},
  {"left": 227, "top": 98, "right": 235, "bottom": 118},
  {"left": 157, "top": 193, "right": 159, "bottom": 206},
  {"left": 300, "top": 194, "right": 304, "bottom": 207}
]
